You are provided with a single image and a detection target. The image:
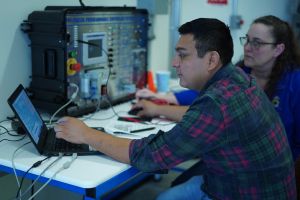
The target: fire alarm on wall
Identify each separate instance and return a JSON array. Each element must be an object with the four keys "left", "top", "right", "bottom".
[{"left": 207, "top": 0, "right": 228, "bottom": 5}]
